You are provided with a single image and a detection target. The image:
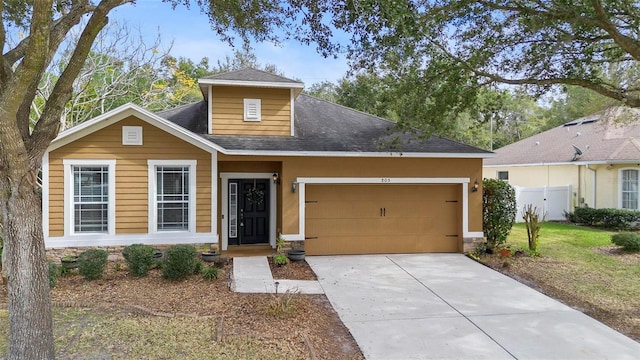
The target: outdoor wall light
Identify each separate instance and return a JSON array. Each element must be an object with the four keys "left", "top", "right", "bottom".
[
  {"left": 291, "top": 181, "right": 297, "bottom": 193},
  {"left": 471, "top": 179, "right": 479, "bottom": 192},
  {"left": 272, "top": 172, "right": 280, "bottom": 184}
]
